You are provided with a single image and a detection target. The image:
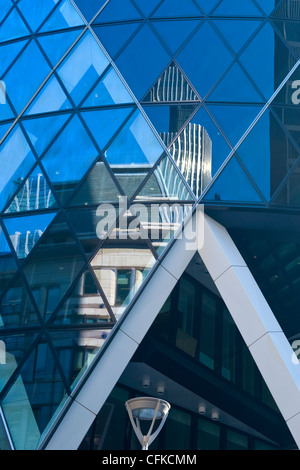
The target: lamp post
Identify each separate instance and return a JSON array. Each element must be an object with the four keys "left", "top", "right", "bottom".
[{"left": 125, "top": 397, "right": 171, "bottom": 450}]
